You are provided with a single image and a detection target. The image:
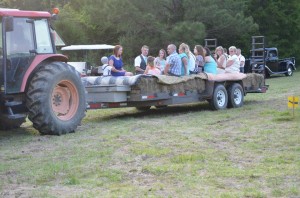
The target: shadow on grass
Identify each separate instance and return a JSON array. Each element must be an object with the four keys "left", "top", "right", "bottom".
[
  {"left": 0, "top": 124, "right": 38, "bottom": 139},
  {"left": 86, "top": 102, "right": 213, "bottom": 123}
]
